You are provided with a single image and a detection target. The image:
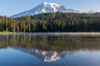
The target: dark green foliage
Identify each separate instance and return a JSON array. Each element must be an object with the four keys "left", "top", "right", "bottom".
[{"left": 0, "top": 12, "right": 100, "bottom": 32}]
